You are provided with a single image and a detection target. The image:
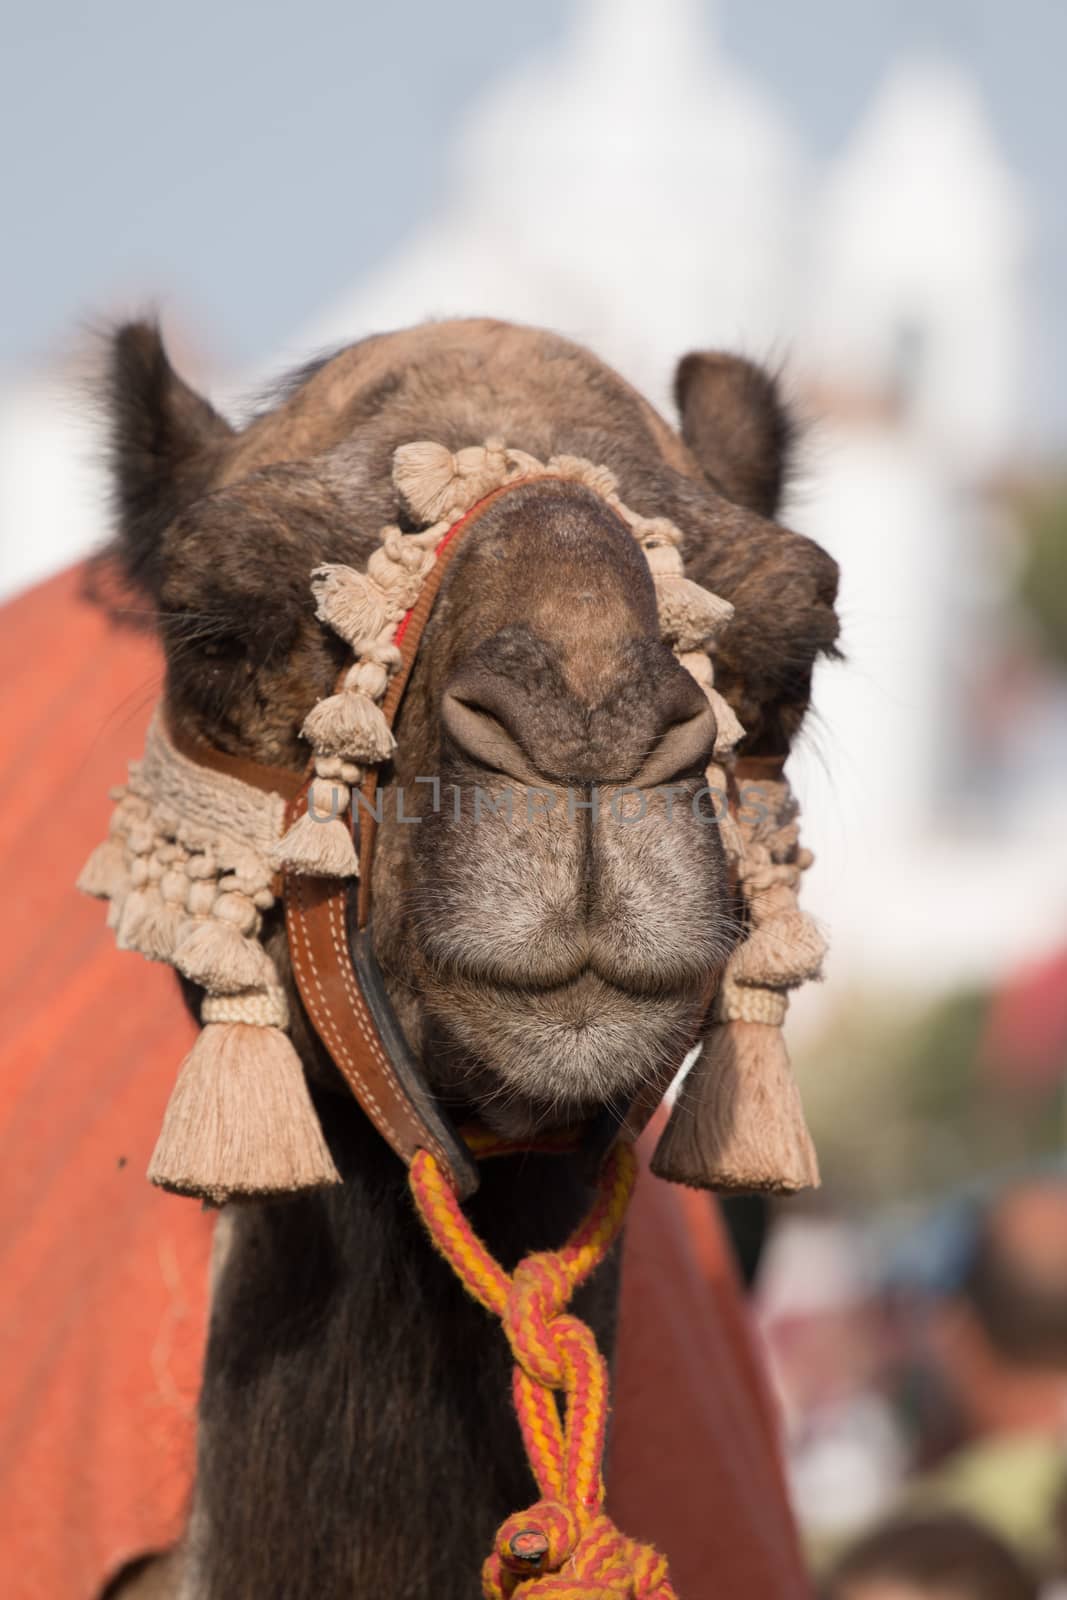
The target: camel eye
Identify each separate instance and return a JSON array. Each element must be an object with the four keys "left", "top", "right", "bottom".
[
  {"left": 161, "top": 611, "right": 243, "bottom": 665},
  {"left": 200, "top": 636, "right": 238, "bottom": 660}
]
